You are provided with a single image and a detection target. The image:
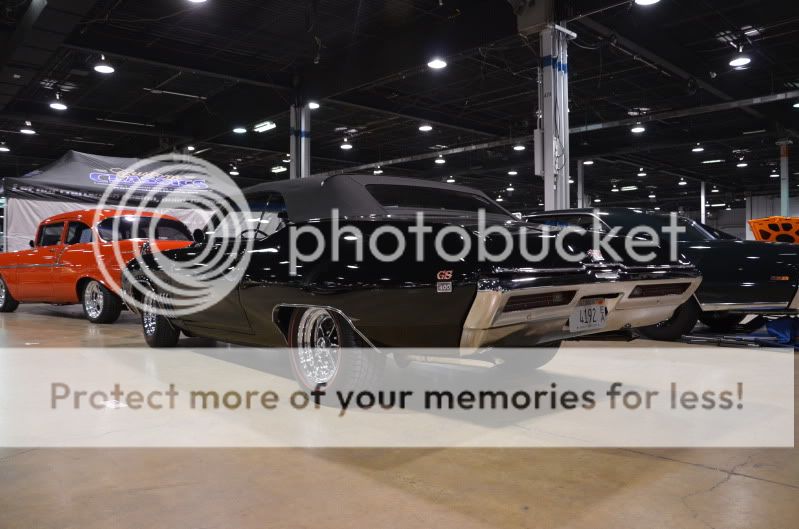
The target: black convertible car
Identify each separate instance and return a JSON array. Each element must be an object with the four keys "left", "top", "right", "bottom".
[
  {"left": 124, "top": 176, "right": 700, "bottom": 390},
  {"left": 527, "top": 208, "right": 799, "bottom": 340}
]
